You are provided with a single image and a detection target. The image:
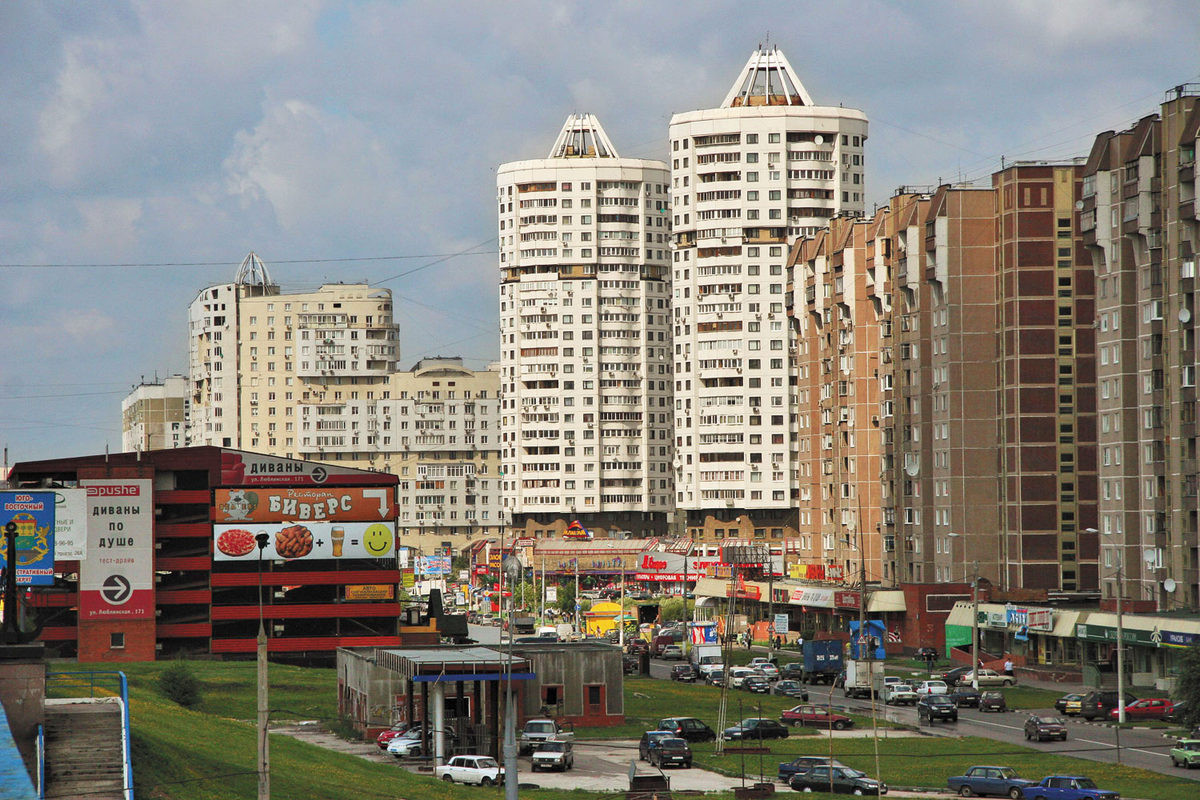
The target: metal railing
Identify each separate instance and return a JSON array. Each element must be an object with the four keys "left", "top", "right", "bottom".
[{"left": 45, "top": 671, "right": 133, "bottom": 800}]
